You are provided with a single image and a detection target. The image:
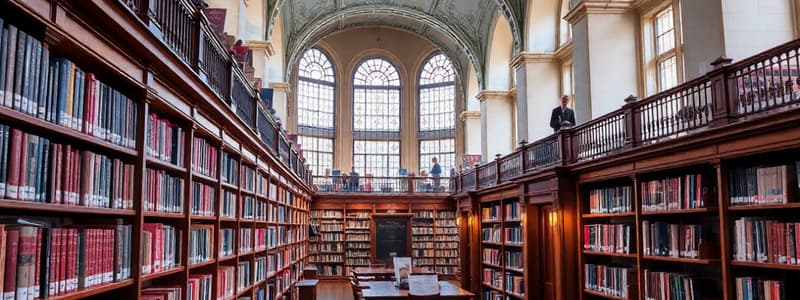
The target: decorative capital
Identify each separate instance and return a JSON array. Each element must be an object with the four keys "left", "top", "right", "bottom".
[
  {"left": 269, "top": 82, "right": 291, "bottom": 93},
  {"left": 246, "top": 40, "right": 275, "bottom": 57},
  {"left": 459, "top": 111, "right": 481, "bottom": 121},
  {"left": 475, "top": 90, "right": 514, "bottom": 102},
  {"left": 511, "top": 52, "right": 557, "bottom": 69}
]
